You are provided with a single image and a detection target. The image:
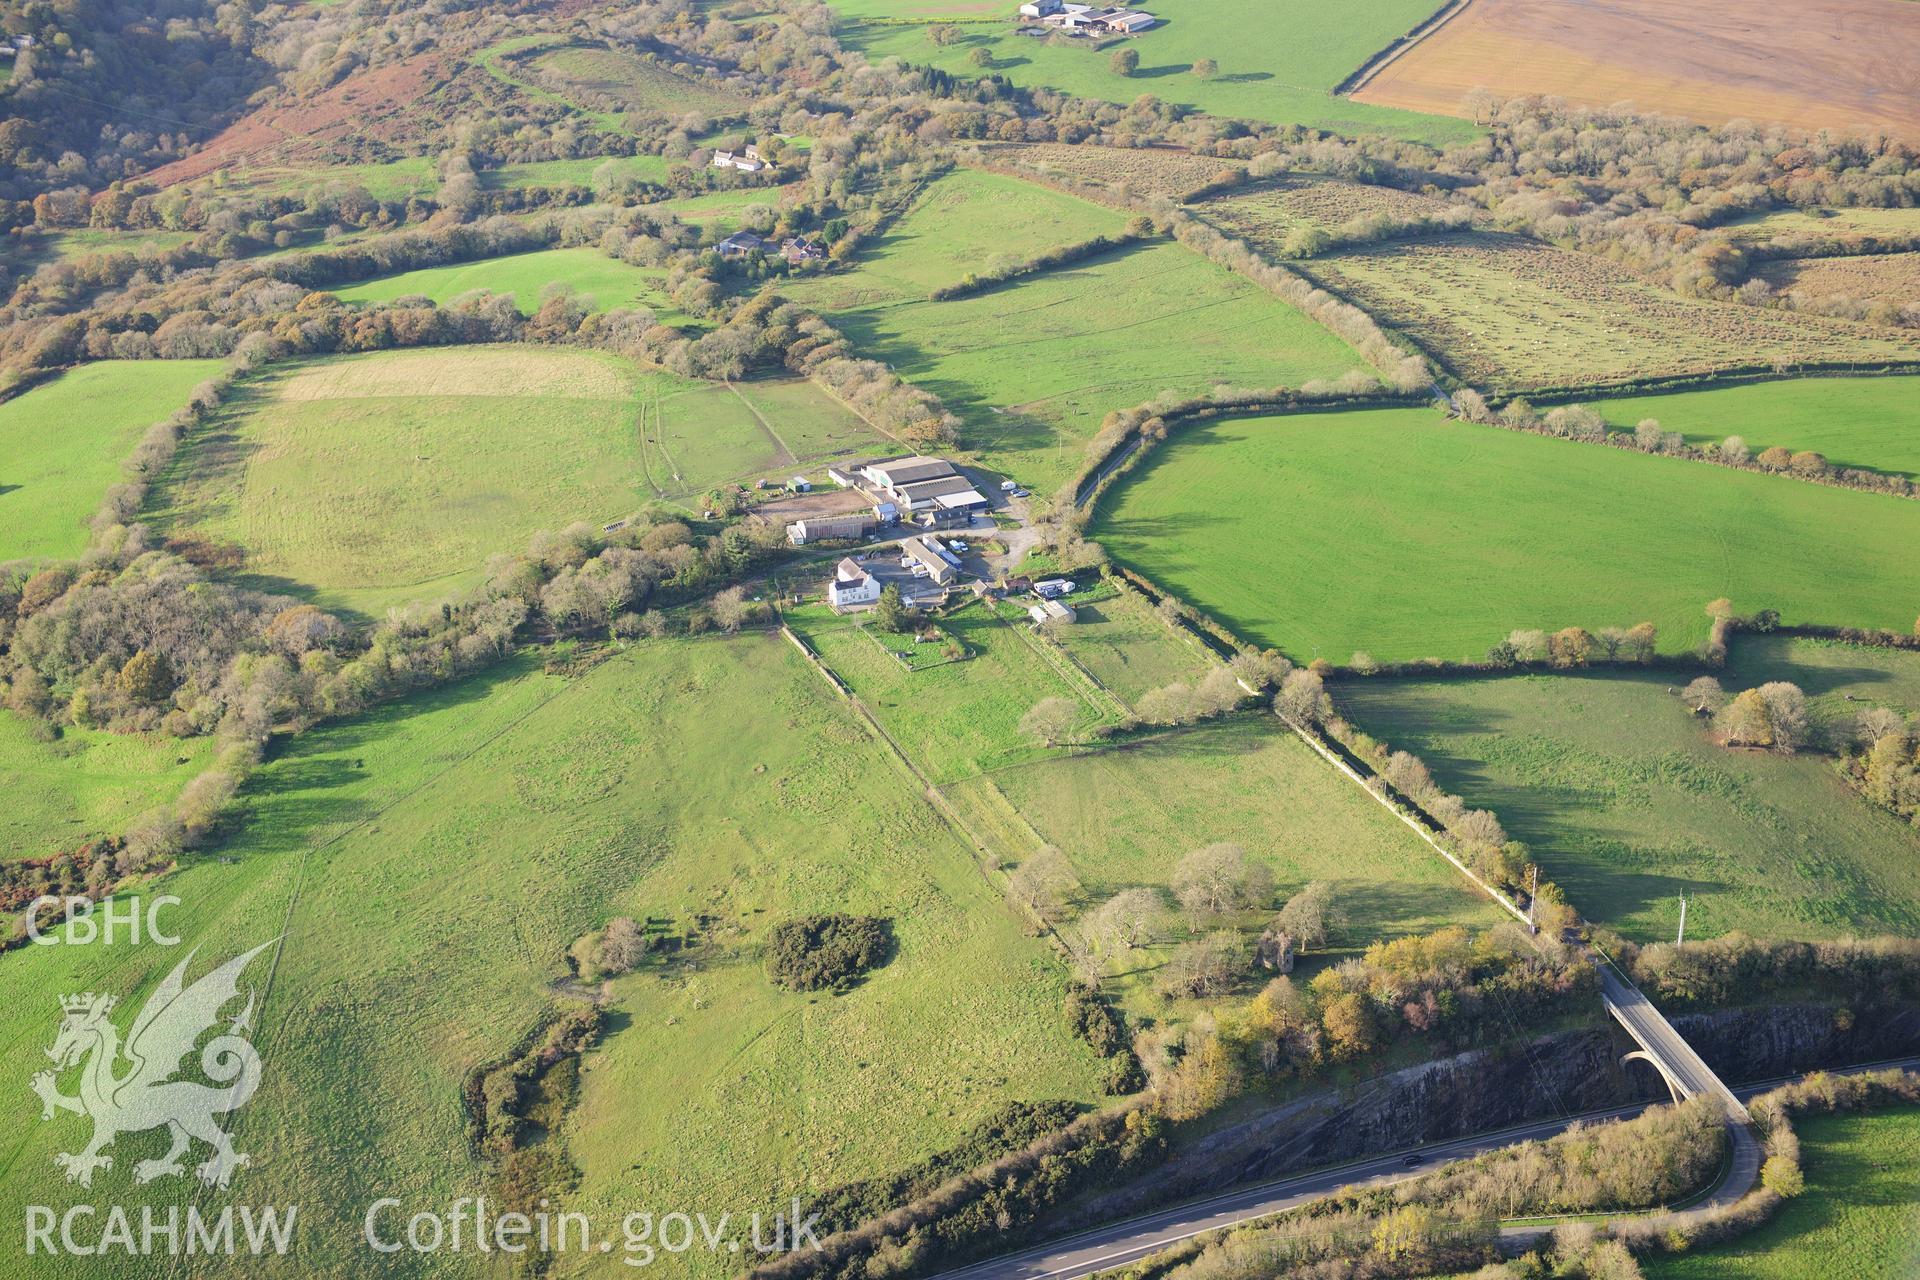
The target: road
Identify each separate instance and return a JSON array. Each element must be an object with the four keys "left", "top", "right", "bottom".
[{"left": 927, "top": 1058, "right": 1919, "bottom": 1280}]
